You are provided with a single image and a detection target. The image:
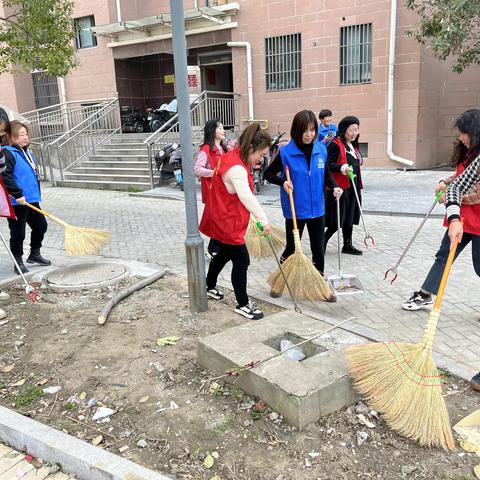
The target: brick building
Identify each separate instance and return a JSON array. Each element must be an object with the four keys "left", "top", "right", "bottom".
[{"left": 0, "top": 0, "right": 478, "bottom": 168}]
